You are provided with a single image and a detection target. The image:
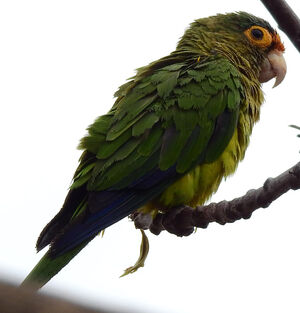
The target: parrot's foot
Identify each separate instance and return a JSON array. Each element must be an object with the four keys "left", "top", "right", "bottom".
[{"left": 132, "top": 206, "right": 196, "bottom": 237}]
